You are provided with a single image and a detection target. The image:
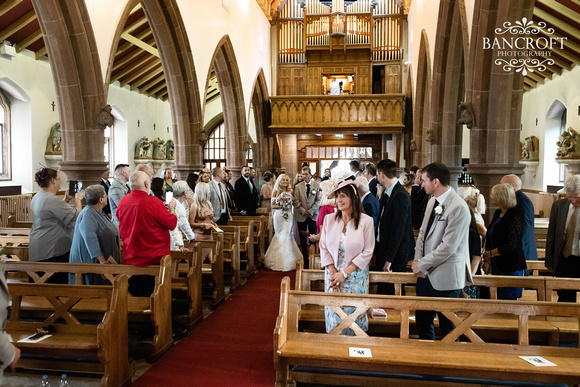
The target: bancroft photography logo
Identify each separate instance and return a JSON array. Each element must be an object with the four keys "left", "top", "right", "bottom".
[{"left": 483, "top": 17, "right": 567, "bottom": 76}]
